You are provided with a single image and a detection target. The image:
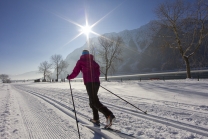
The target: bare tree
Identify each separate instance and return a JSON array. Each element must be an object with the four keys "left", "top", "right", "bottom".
[
  {"left": 58, "top": 60, "right": 69, "bottom": 80},
  {"left": 38, "top": 61, "right": 52, "bottom": 81},
  {"left": 89, "top": 39, "right": 97, "bottom": 58},
  {"left": 51, "top": 54, "right": 68, "bottom": 81},
  {"left": 0, "top": 74, "right": 10, "bottom": 83},
  {"left": 46, "top": 73, "right": 52, "bottom": 82},
  {"left": 97, "top": 35, "right": 123, "bottom": 81},
  {"left": 154, "top": 0, "right": 208, "bottom": 78},
  {"left": 89, "top": 38, "right": 99, "bottom": 62}
]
